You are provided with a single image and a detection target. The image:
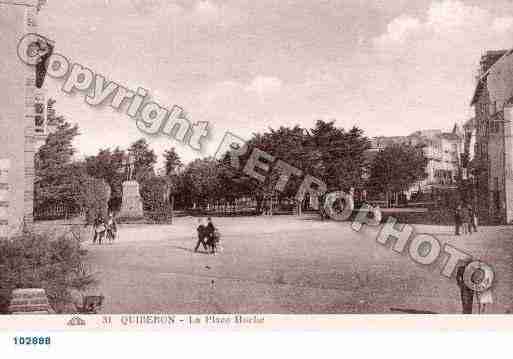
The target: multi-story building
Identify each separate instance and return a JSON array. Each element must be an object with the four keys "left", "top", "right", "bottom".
[
  {"left": 462, "top": 117, "right": 476, "bottom": 178},
  {"left": 470, "top": 49, "right": 513, "bottom": 224},
  {"left": 0, "top": 0, "right": 48, "bottom": 237},
  {"left": 370, "top": 126, "right": 463, "bottom": 196}
]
